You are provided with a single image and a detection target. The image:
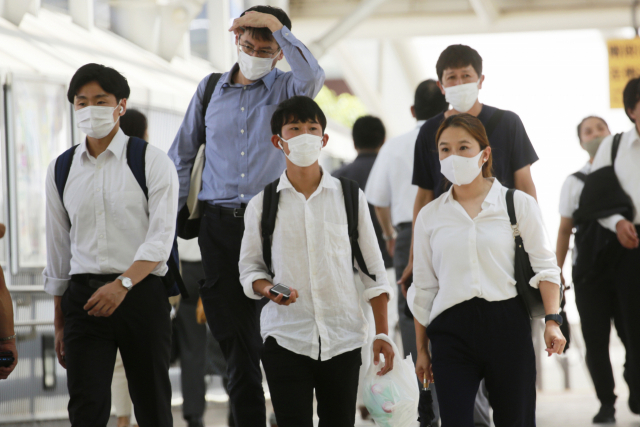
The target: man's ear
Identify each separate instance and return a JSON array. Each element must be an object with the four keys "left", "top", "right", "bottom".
[
  {"left": 322, "top": 133, "right": 329, "bottom": 148},
  {"left": 271, "top": 134, "right": 282, "bottom": 149},
  {"left": 437, "top": 80, "right": 445, "bottom": 96},
  {"left": 627, "top": 106, "right": 638, "bottom": 123},
  {"left": 410, "top": 106, "right": 416, "bottom": 119},
  {"left": 277, "top": 49, "right": 284, "bottom": 61},
  {"left": 478, "top": 75, "right": 485, "bottom": 90},
  {"left": 118, "top": 98, "right": 127, "bottom": 116}
]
